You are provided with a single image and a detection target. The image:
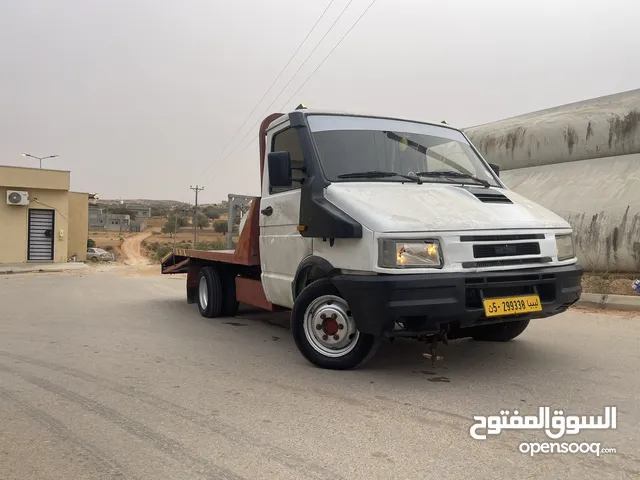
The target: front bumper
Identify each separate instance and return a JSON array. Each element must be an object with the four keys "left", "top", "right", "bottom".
[{"left": 331, "top": 264, "right": 583, "bottom": 337}]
